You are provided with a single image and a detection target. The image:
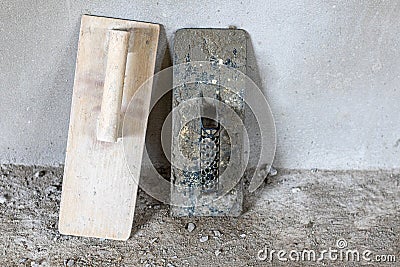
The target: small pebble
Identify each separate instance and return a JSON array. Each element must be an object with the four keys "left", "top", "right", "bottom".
[
  {"left": 269, "top": 166, "right": 278, "bottom": 176},
  {"left": 14, "top": 237, "right": 27, "bottom": 246},
  {"left": 215, "top": 250, "right": 222, "bottom": 256},
  {"left": 186, "top": 222, "right": 196, "bottom": 232},
  {"left": 291, "top": 187, "right": 301, "bottom": 193},
  {"left": 34, "top": 170, "right": 46, "bottom": 178},
  {"left": 213, "top": 230, "right": 222, "bottom": 237},
  {"left": 65, "top": 259, "right": 75, "bottom": 267},
  {"left": 199, "top": 235, "right": 209, "bottom": 242},
  {"left": 0, "top": 195, "right": 7, "bottom": 204}
]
